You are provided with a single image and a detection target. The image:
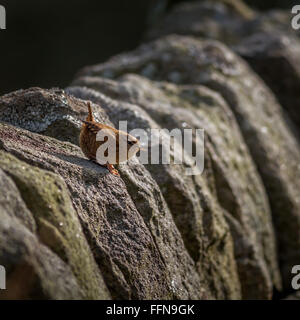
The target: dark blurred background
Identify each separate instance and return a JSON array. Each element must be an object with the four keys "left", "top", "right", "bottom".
[{"left": 0, "top": 0, "right": 298, "bottom": 94}]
